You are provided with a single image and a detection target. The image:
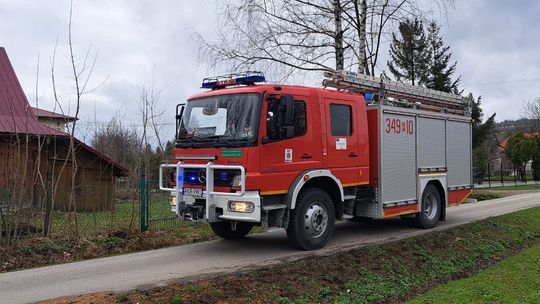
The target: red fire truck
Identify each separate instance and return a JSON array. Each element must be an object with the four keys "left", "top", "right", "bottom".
[{"left": 159, "top": 71, "right": 472, "bottom": 250}]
